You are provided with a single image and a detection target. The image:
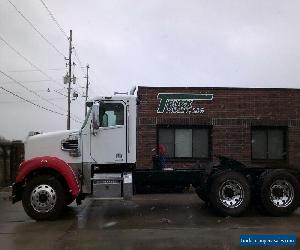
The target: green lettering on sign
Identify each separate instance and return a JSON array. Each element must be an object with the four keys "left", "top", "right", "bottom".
[{"left": 157, "top": 93, "right": 213, "bottom": 113}]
